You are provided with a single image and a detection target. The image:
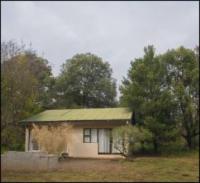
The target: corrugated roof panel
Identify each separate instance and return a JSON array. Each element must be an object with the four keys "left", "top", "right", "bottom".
[{"left": 20, "top": 108, "right": 132, "bottom": 122}]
